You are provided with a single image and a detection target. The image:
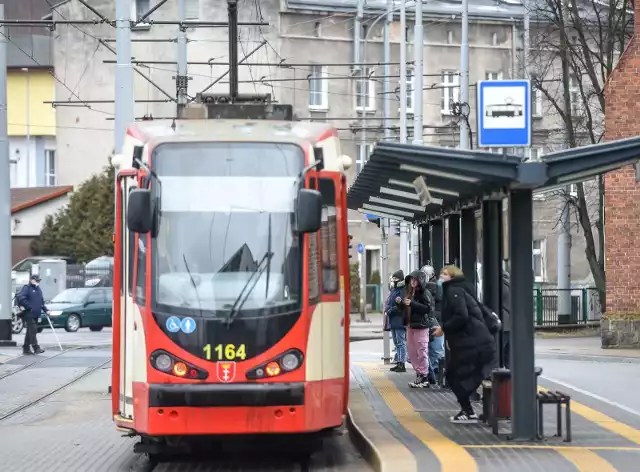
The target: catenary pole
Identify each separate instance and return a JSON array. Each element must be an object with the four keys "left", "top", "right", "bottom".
[
  {"left": 176, "top": 0, "right": 188, "bottom": 111},
  {"left": 380, "top": 0, "right": 393, "bottom": 364},
  {"left": 459, "top": 0, "right": 470, "bottom": 150},
  {"left": 398, "top": 1, "right": 409, "bottom": 274},
  {"left": 115, "top": 0, "right": 134, "bottom": 154},
  {"left": 0, "top": 5, "right": 16, "bottom": 346}
]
